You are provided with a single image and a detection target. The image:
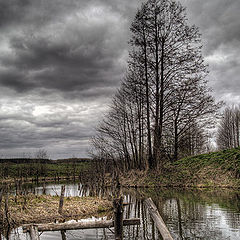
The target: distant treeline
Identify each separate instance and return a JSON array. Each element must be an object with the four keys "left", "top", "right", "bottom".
[
  {"left": 0, "top": 158, "right": 92, "bottom": 164},
  {"left": 0, "top": 158, "right": 92, "bottom": 180},
  {"left": 52, "top": 158, "right": 92, "bottom": 164}
]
